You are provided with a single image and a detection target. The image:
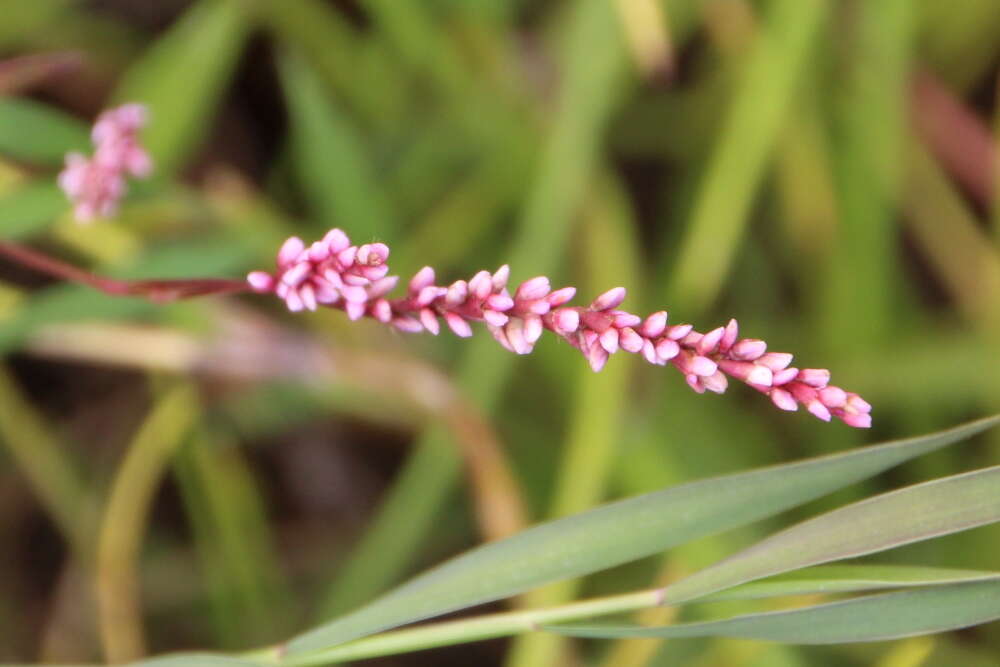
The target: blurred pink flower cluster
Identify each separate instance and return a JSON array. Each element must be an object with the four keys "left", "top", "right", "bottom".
[
  {"left": 58, "top": 103, "right": 152, "bottom": 223},
  {"left": 249, "top": 228, "right": 871, "bottom": 427}
]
